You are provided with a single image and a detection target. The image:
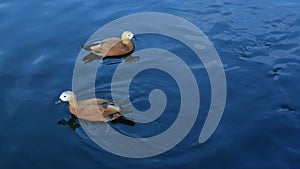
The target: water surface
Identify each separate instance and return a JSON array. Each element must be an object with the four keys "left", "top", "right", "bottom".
[{"left": 0, "top": 0, "right": 300, "bottom": 168}]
